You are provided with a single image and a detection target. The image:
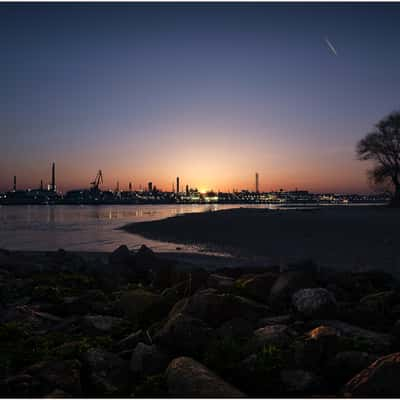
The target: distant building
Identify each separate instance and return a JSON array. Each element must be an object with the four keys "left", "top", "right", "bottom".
[
  {"left": 148, "top": 182, "right": 153, "bottom": 192},
  {"left": 176, "top": 177, "right": 180, "bottom": 193}
]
